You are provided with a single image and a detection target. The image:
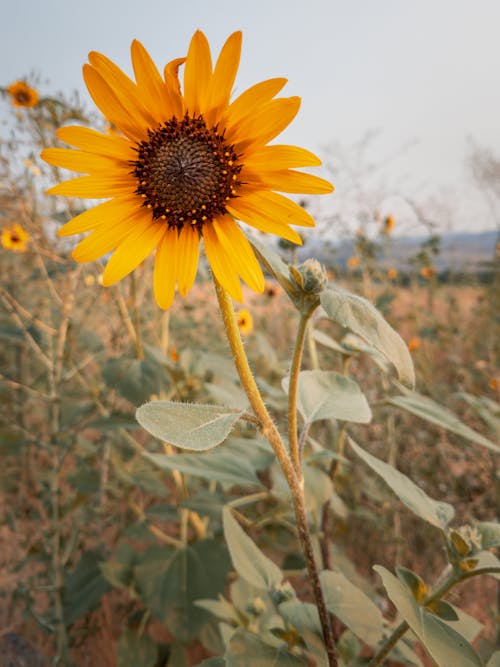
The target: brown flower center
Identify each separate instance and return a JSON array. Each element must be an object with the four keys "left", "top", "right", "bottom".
[{"left": 132, "top": 114, "right": 242, "bottom": 230}]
